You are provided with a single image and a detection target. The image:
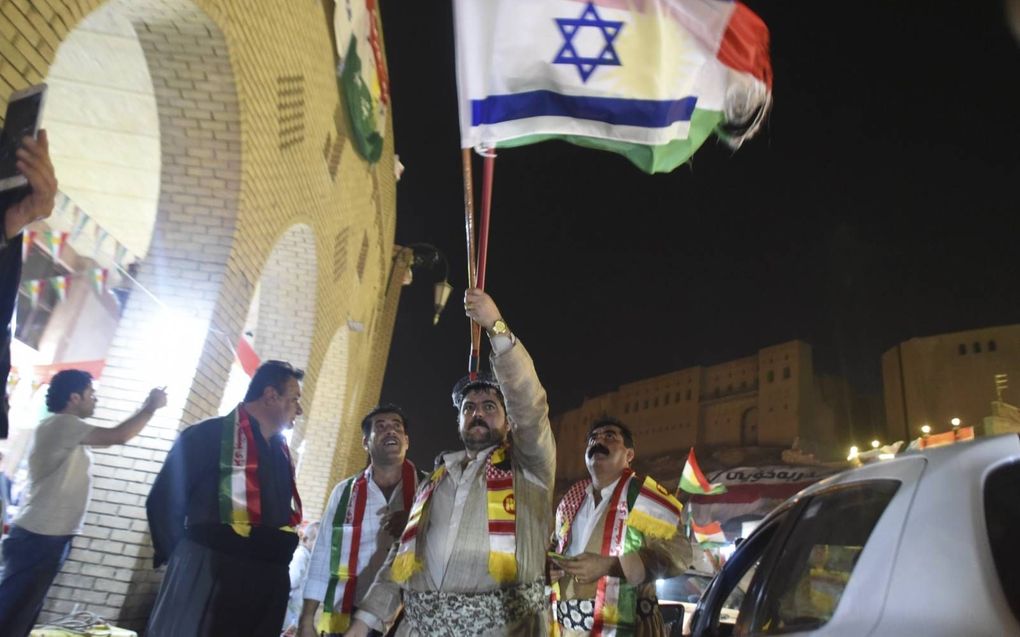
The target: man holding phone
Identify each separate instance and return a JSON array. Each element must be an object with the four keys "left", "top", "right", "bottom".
[
  {"left": 549, "top": 417, "right": 692, "bottom": 636},
  {"left": 1, "top": 124, "right": 58, "bottom": 440},
  {"left": 0, "top": 370, "right": 166, "bottom": 637}
]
